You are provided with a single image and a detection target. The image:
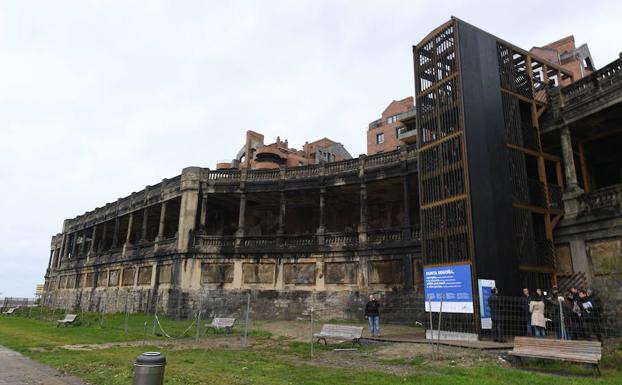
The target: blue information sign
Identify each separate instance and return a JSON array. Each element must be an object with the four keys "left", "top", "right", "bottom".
[
  {"left": 424, "top": 263, "right": 474, "bottom": 314},
  {"left": 478, "top": 279, "right": 496, "bottom": 329}
]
